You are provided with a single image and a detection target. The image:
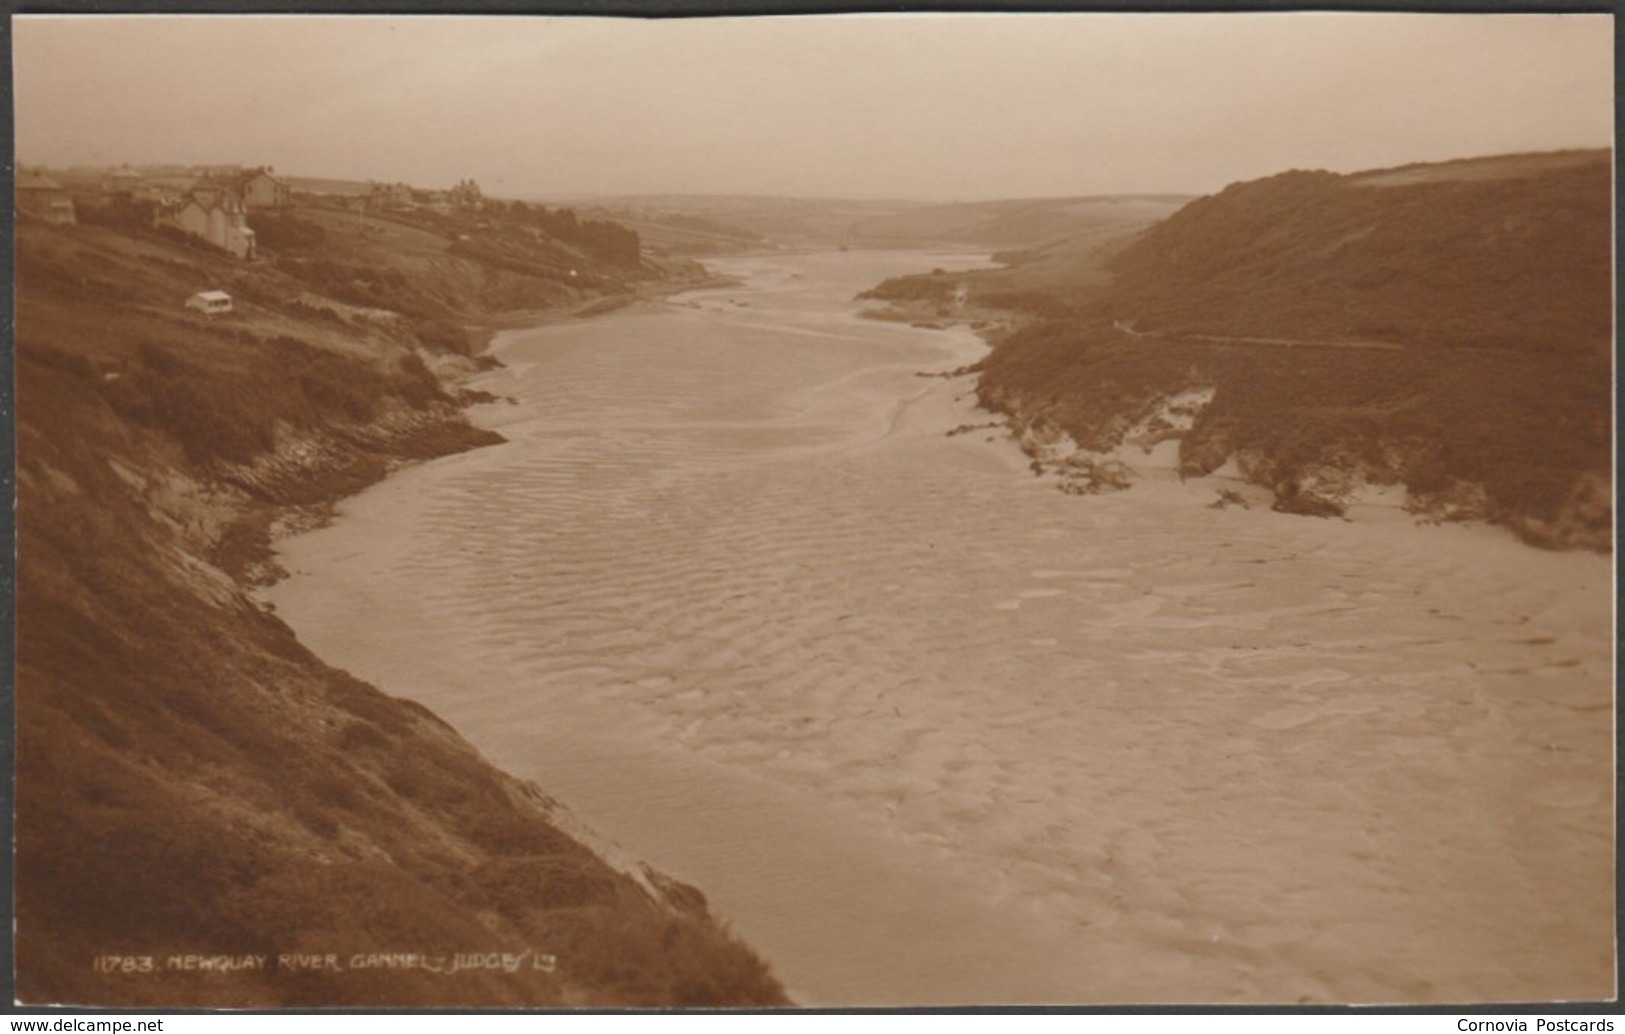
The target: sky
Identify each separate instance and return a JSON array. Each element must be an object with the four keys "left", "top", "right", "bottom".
[{"left": 11, "top": 13, "right": 1615, "bottom": 201}]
